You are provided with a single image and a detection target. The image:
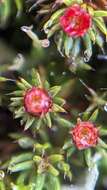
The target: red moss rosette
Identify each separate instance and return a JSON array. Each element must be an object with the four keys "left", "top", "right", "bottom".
[
  {"left": 71, "top": 121, "right": 99, "bottom": 150},
  {"left": 60, "top": 4, "right": 92, "bottom": 37},
  {"left": 24, "top": 87, "right": 52, "bottom": 117}
]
